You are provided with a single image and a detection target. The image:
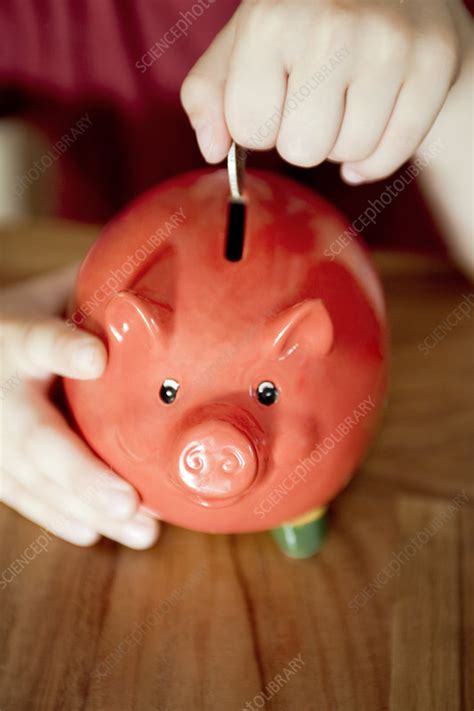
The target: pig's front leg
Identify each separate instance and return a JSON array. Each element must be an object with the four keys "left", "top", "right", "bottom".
[{"left": 271, "top": 506, "right": 328, "bottom": 559}]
